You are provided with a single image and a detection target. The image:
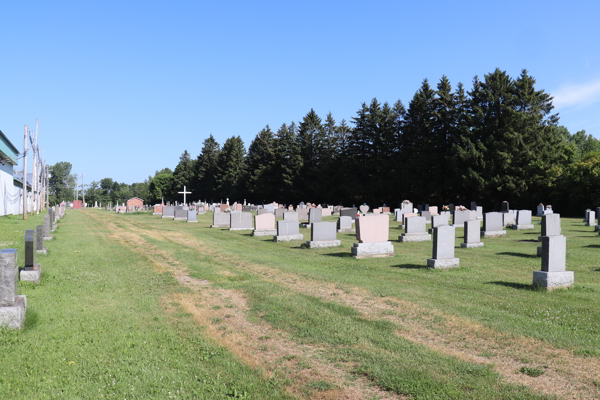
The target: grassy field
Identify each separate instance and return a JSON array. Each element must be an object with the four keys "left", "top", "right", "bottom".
[{"left": 0, "top": 209, "right": 598, "bottom": 399}]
